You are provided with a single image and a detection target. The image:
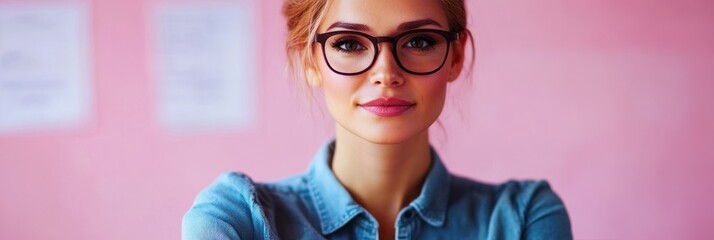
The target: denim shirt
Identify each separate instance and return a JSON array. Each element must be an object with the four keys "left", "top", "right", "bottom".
[{"left": 183, "top": 141, "right": 573, "bottom": 239}]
